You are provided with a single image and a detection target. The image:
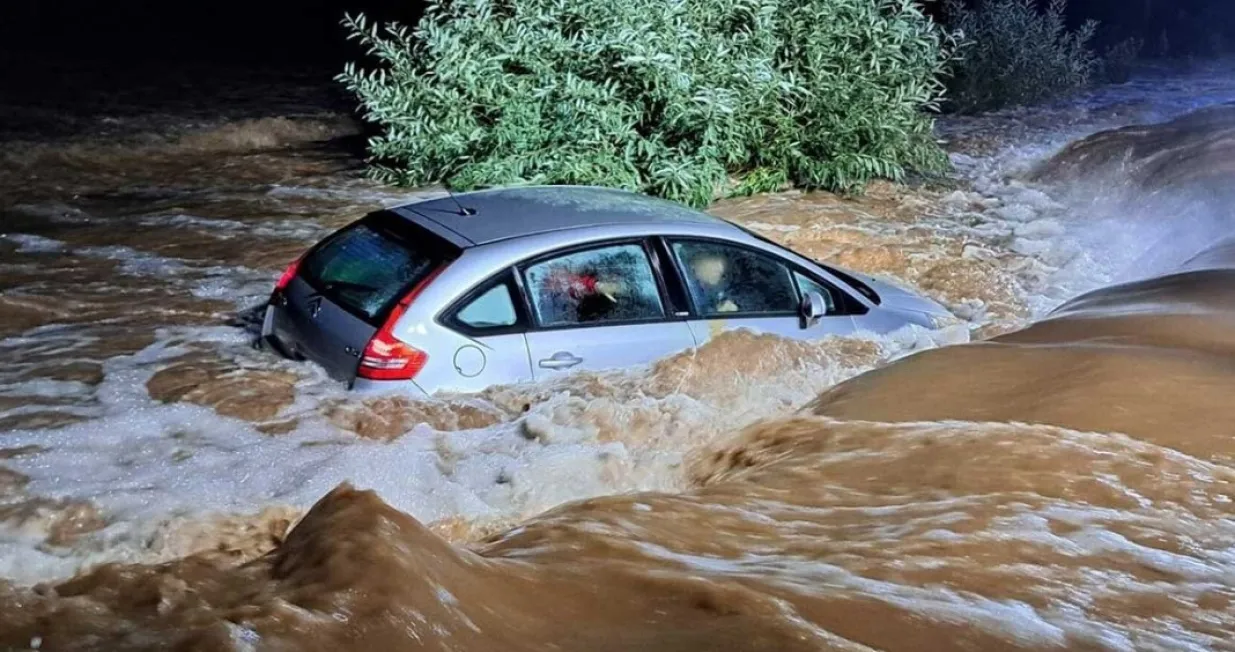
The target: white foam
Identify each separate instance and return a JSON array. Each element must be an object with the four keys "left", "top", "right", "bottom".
[
  {"left": 266, "top": 184, "right": 438, "bottom": 207},
  {"left": 76, "top": 245, "right": 193, "bottom": 277},
  {"left": 1, "top": 234, "right": 66, "bottom": 253},
  {"left": 140, "top": 213, "right": 249, "bottom": 232},
  {"left": 139, "top": 213, "right": 333, "bottom": 242},
  {"left": 744, "top": 221, "right": 802, "bottom": 233},
  {"left": 46, "top": 241, "right": 275, "bottom": 309},
  {"left": 0, "top": 378, "right": 94, "bottom": 400},
  {"left": 0, "top": 316, "right": 953, "bottom": 584},
  {"left": 927, "top": 63, "right": 1235, "bottom": 320}
]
